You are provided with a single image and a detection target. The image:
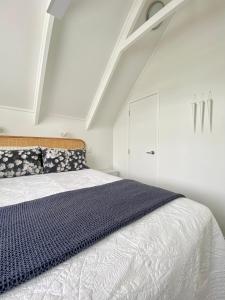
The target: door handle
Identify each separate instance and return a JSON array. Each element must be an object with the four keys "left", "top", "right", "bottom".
[{"left": 146, "top": 151, "right": 155, "bottom": 155}]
